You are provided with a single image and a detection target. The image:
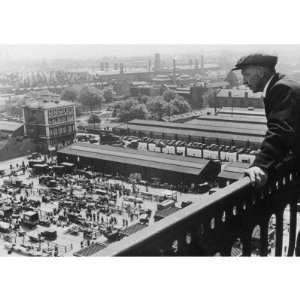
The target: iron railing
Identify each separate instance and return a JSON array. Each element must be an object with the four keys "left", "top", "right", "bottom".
[{"left": 93, "top": 157, "right": 300, "bottom": 256}]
